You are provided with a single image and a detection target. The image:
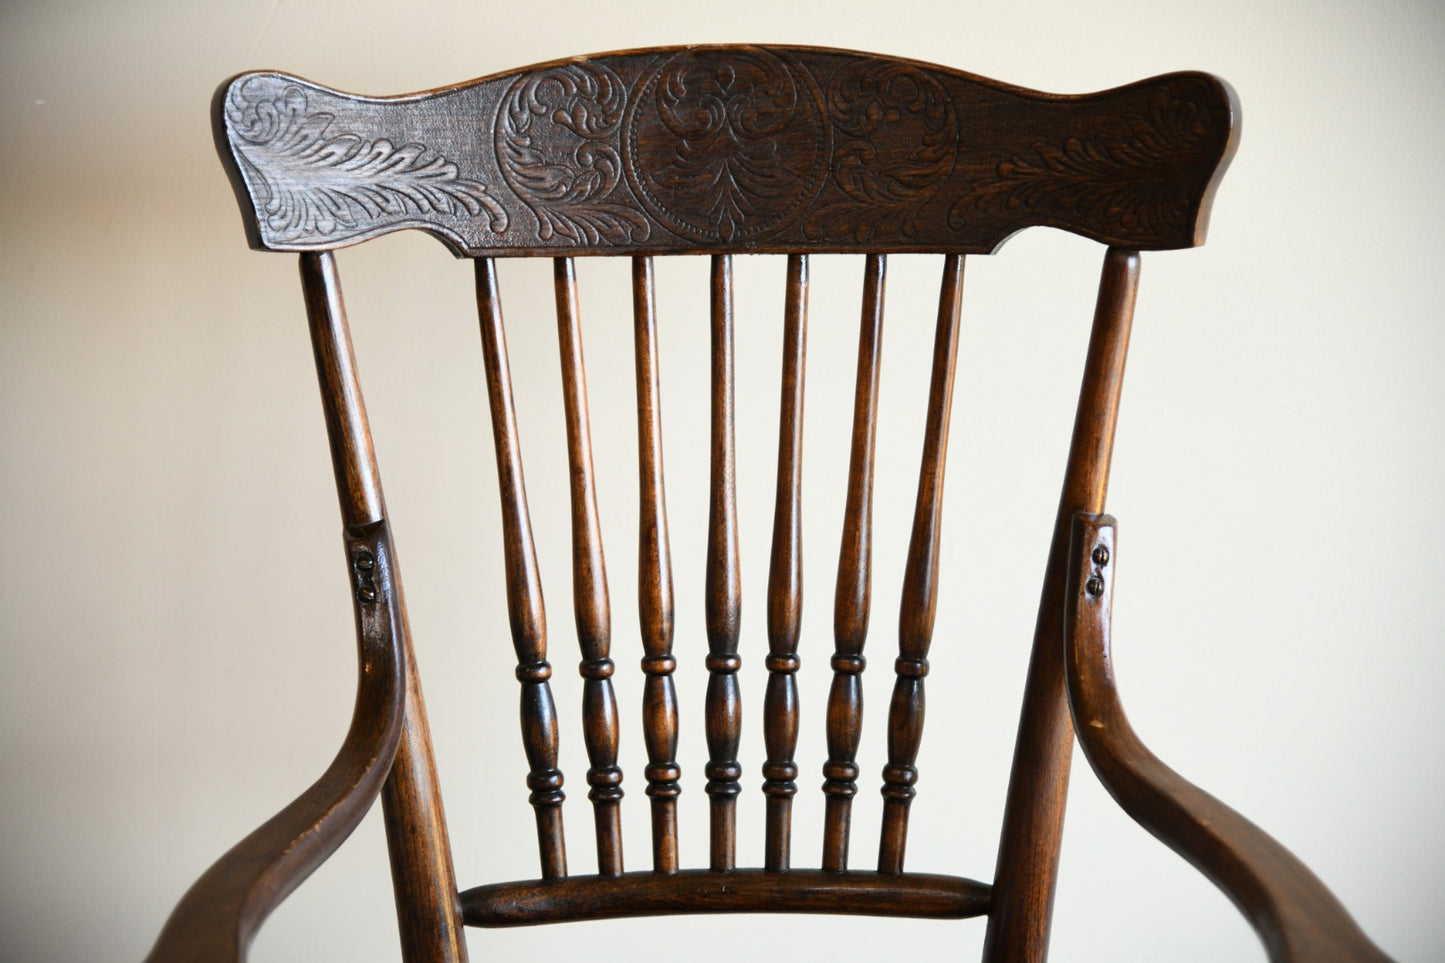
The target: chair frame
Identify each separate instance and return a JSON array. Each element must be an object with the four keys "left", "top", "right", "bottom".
[{"left": 146, "top": 44, "right": 1390, "bottom": 963}]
